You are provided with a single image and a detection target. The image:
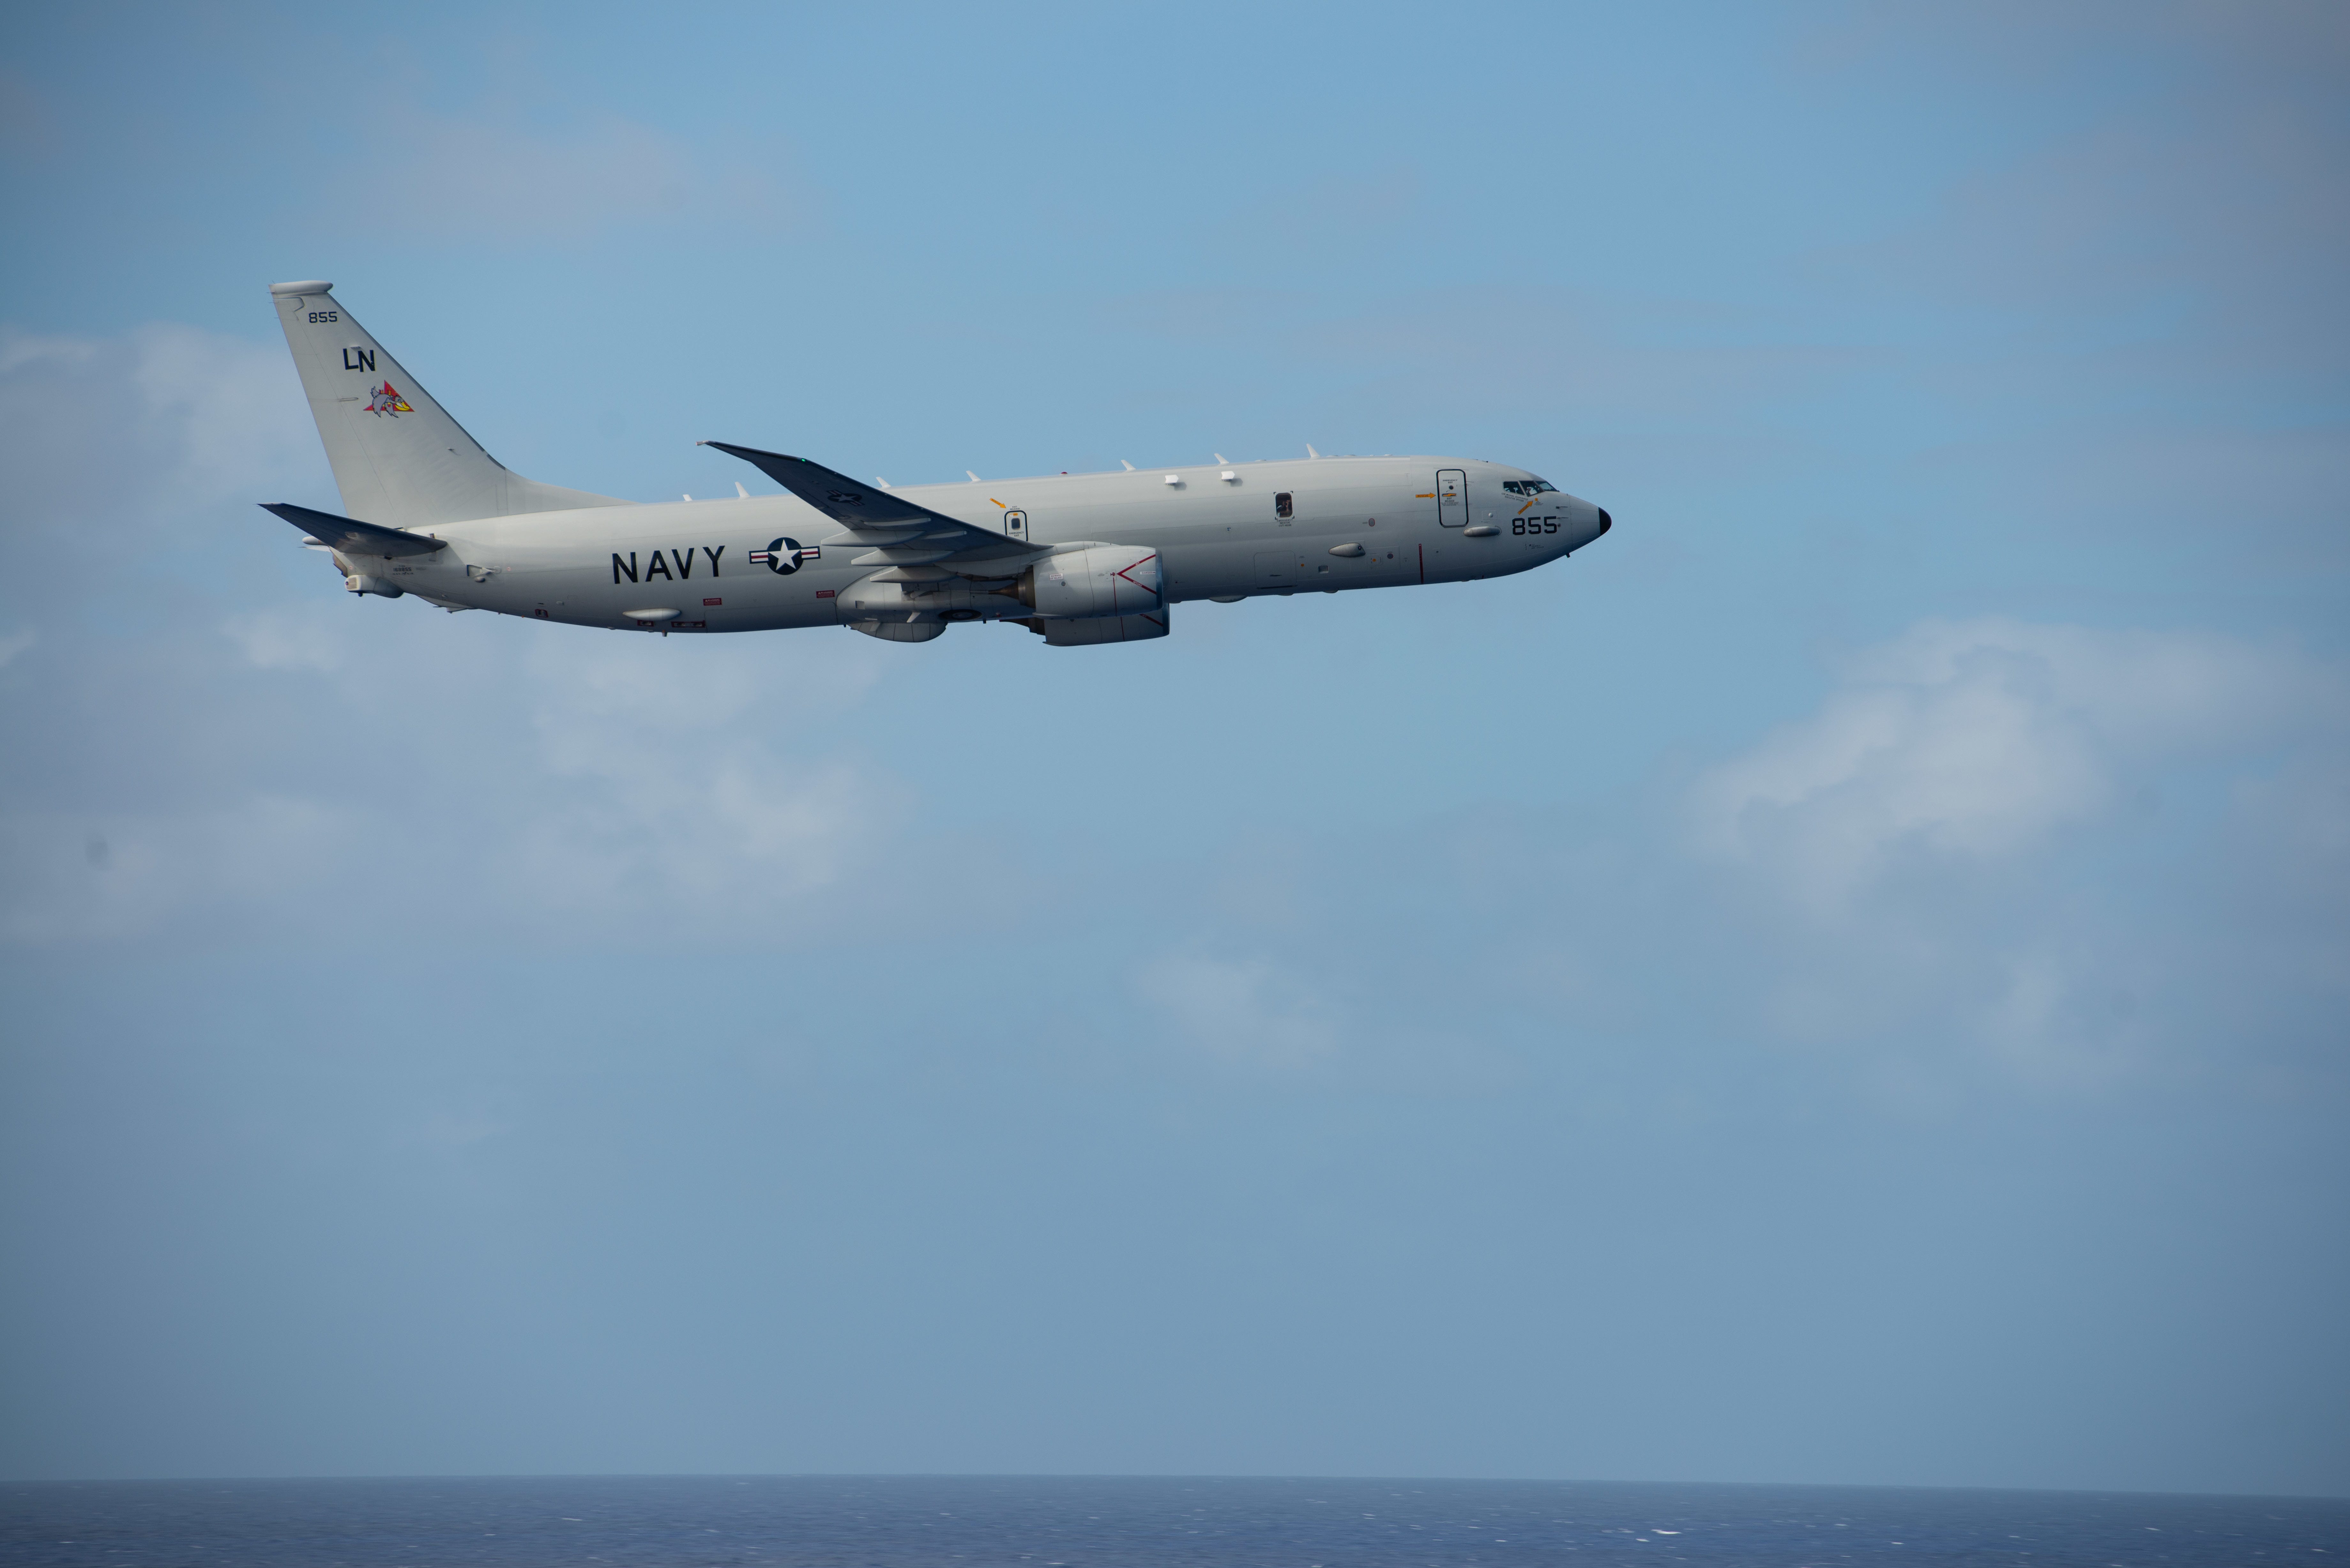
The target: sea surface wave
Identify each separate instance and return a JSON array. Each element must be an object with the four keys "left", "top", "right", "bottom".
[{"left": 3, "top": 1475, "right": 2344, "bottom": 1567}]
